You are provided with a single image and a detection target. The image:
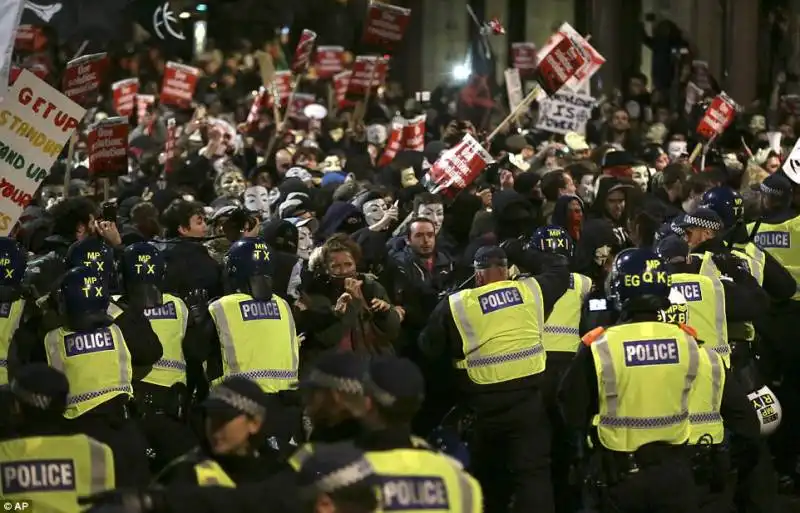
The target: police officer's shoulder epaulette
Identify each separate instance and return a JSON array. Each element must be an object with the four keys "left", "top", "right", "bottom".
[
  {"left": 678, "top": 323, "right": 698, "bottom": 339},
  {"left": 581, "top": 327, "right": 606, "bottom": 346}
]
